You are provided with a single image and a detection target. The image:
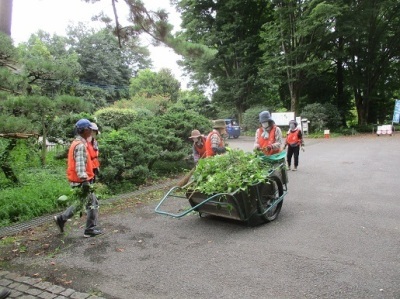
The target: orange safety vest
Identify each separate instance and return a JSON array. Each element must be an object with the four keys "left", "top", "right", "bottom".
[
  {"left": 257, "top": 126, "right": 281, "bottom": 156},
  {"left": 67, "top": 139, "right": 94, "bottom": 183},
  {"left": 286, "top": 129, "right": 301, "bottom": 146},
  {"left": 194, "top": 136, "right": 207, "bottom": 159},
  {"left": 87, "top": 139, "right": 100, "bottom": 169},
  {"left": 205, "top": 131, "right": 224, "bottom": 157}
]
